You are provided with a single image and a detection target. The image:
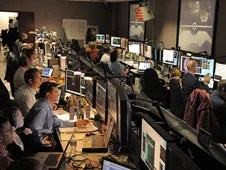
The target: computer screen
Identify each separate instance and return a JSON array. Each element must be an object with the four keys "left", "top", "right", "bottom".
[
  {"left": 120, "top": 38, "right": 128, "bottom": 50},
  {"left": 96, "top": 80, "right": 107, "bottom": 121},
  {"left": 128, "top": 41, "right": 140, "bottom": 54},
  {"left": 138, "top": 61, "right": 151, "bottom": 72},
  {"left": 84, "top": 78, "right": 96, "bottom": 107},
  {"left": 214, "top": 62, "right": 226, "bottom": 81},
  {"left": 140, "top": 43, "right": 144, "bottom": 56},
  {"left": 96, "top": 34, "right": 105, "bottom": 44},
  {"left": 162, "top": 49, "right": 179, "bottom": 66},
  {"left": 65, "top": 69, "right": 85, "bottom": 96},
  {"left": 141, "top": 115, "right": 174, "bottom": 170},
  {"left": 107, "top": 81, "right": 117, "bottom": 122},
  {"left": 111, "top": 36, "right": 121, "bottom": 48},
  {"left": 41, "top": 67, "right": 54, "bottom": 78},
  {"left": 144, "top": 44, "right": 152, "bottom": 58},
  {"left": 105, "top": 34, "right": 110, "bottom": 44},
  {"left": 101, "top": 157, "right": 136, "bottom": 170},
  {"left": 180, "top": 56, "right": 215, "bottom": 76}
]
